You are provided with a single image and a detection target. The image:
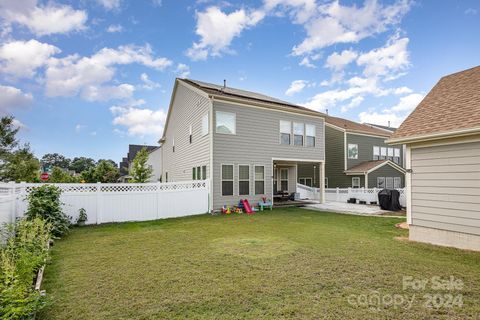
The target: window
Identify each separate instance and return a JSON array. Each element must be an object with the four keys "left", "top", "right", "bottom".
[
  {"left": 373, "top": 146, "right": 380, "bottom": 160},
  {"left": 380, "top": 147, "right": 387, "bottom": 160},
  {"left": 189, "top": 125, "right": 192, "bottom": 144},
  {"left": 216, "top": 111, "right": 236, "bottom": 134},
  {"left": 299, "top": 177, "right": 312, "bottom": 187},
  {"left": 387, "top": 148, "right": 394, "bottom": 161},
  {"left": 280, "top": 120, "right": 291, "bottom": 145},
  {"left": 352, "top": 177, "right": 360, "bottom": 188},
  {"left": 325, "top": 177, "right": 329, "bottom": 188},
  {"left": 393, "top": 148, "right": 401, "bottom": 164},
  {"left": 348, "top": 144, "right": 358, "bottom": 159},
  {"left": 172, "top": 137, "right": 175, "bottom": 153},
  {"left": 196, "top": 166, "right": 201, "bottom": 180},
  {"left": 255, "top": 166, "right": 265, "bottom": 194},
  {"left": 306, "top": 124, "right": 315, "bottom": 147},
  {"left": 394, "top": 177, "right": 401, "bottom": 189},
  {"left": 202, "top": 113, "right": 209, "bottom": 136},
  {"left": 280, "top": 168, "right": 288, "bottom": 191},
  {"left": 377, "top": 177, "right": 385, "bottom": 188},
  {"left": 202, "top": 165, "right": 207, "bottom": 180},
  {"left": 238, "top": 165, "right": 250, "bottom": 195},
  {"left": 386, "top": 177, "right": 394, "bottom": 189},
  {"left": 221, "top": 165, "right": 233, "bottom": 196},
  {"left": 293, "top": 122, "right": 304, "bottom": 146},
  {"left": 192, "top": 167, "right": 196, "bottom": 180}
]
